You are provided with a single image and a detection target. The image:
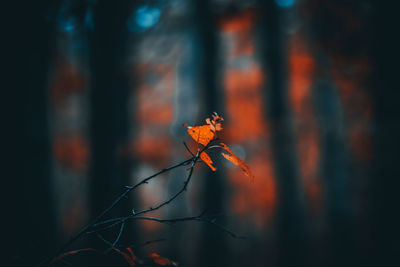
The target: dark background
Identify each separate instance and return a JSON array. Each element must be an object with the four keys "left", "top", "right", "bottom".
[{"left": 3, "top": 0, "right": 400, "bottom": 266}]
